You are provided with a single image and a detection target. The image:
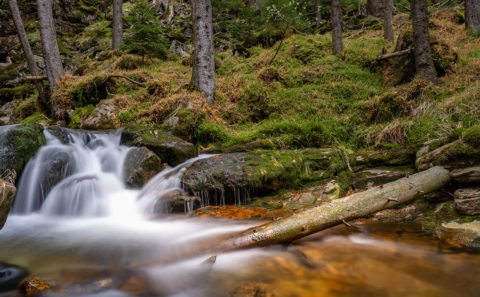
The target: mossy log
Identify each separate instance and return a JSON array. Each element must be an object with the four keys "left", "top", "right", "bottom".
[{"left": 156, "top": 166, "right": 450, "bottom": 264}]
